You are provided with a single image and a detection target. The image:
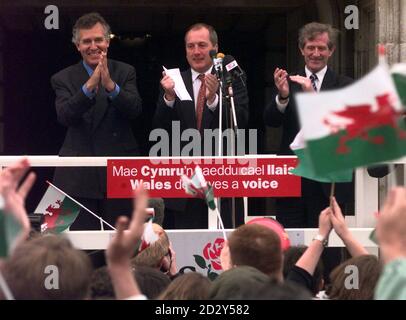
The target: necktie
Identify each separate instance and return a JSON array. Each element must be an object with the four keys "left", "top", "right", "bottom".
[
  {"left": 310, "top": 73, "right": 318, "bottom": 92},
  {"left": 196, "top": 74, "right": 206, "bottom": 131}
]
